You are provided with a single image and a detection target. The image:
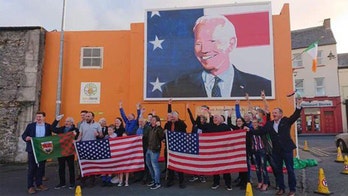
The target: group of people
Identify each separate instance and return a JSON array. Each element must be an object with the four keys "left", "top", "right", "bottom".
[{"left": 22, "top": 93, "right": 302, "bottom": 196}]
